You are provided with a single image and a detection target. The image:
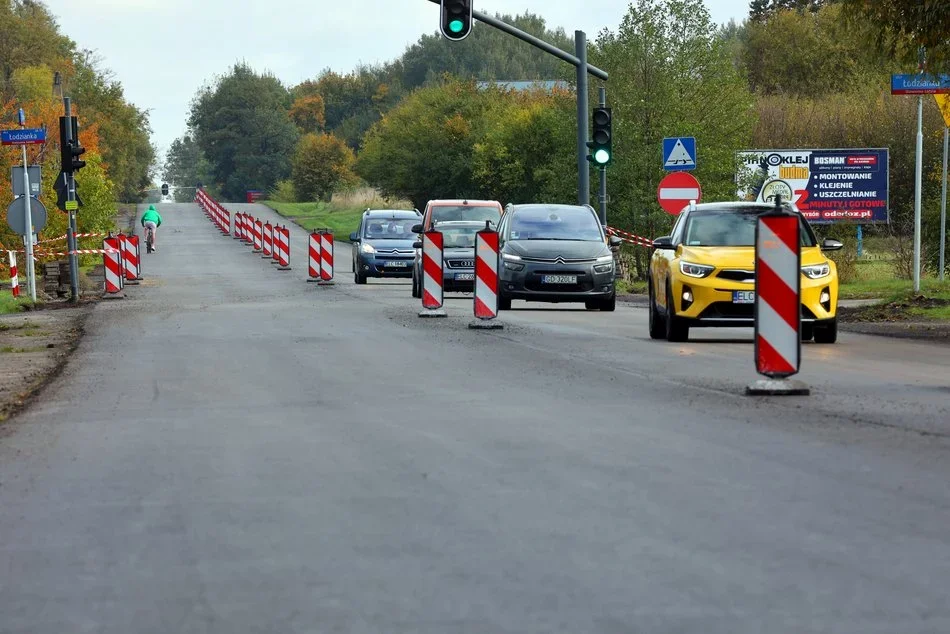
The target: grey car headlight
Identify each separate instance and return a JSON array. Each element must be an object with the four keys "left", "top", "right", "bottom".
[{"left": 361, "top": 243, "right": 376, "bottom": 254}]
